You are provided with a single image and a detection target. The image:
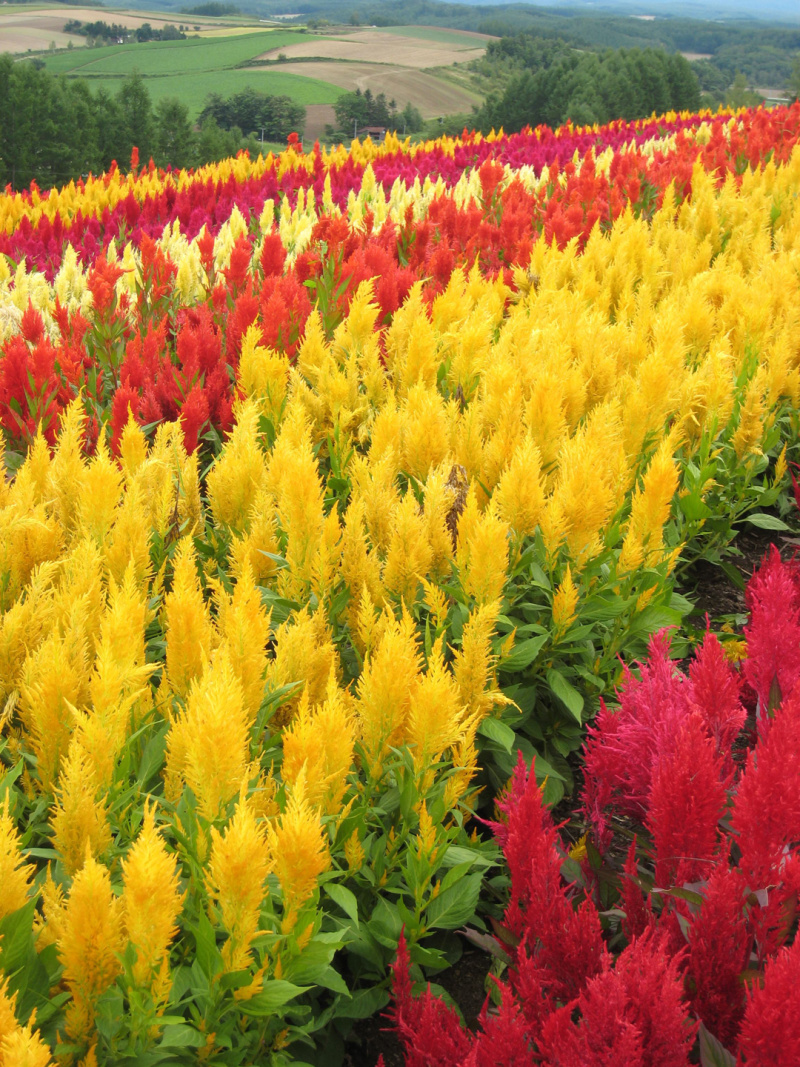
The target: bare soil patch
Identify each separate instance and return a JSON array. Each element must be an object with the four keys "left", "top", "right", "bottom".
[
  {"left": 268, "top": 60, "right": 479, "bottom": 118},
  {"left": 256, "top": 28, "right": 485, "bottom": 69}
]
